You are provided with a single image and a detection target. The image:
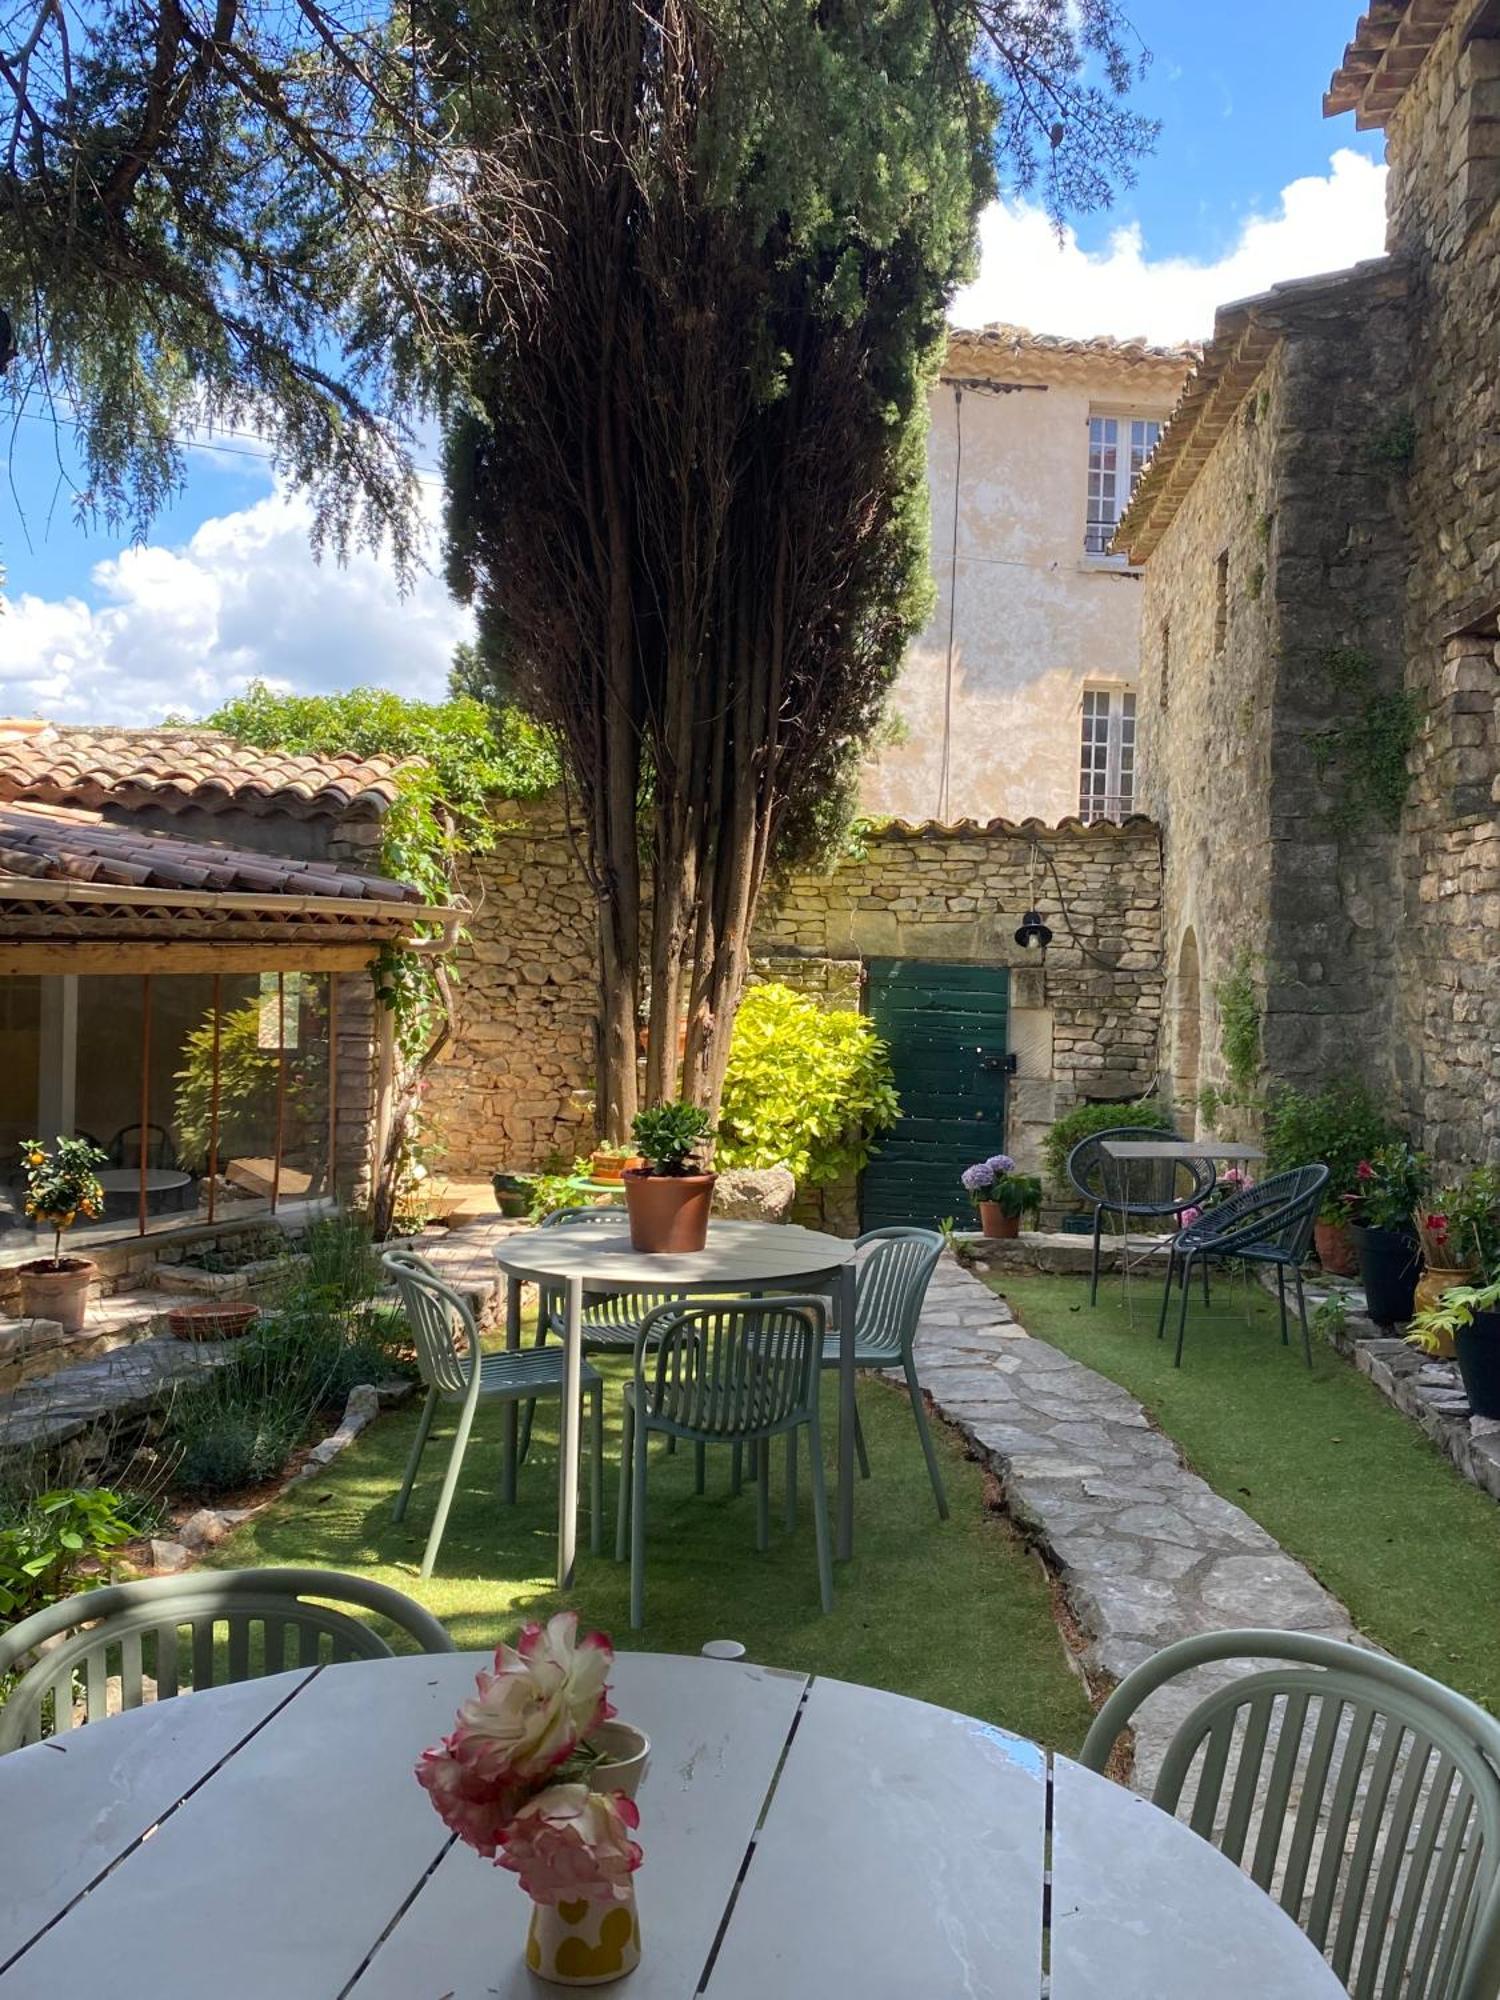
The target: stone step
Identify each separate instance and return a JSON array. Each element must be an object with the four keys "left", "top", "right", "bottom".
[{"left": 0, "top": 1334, "right": 237, "bottom": 1451}]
